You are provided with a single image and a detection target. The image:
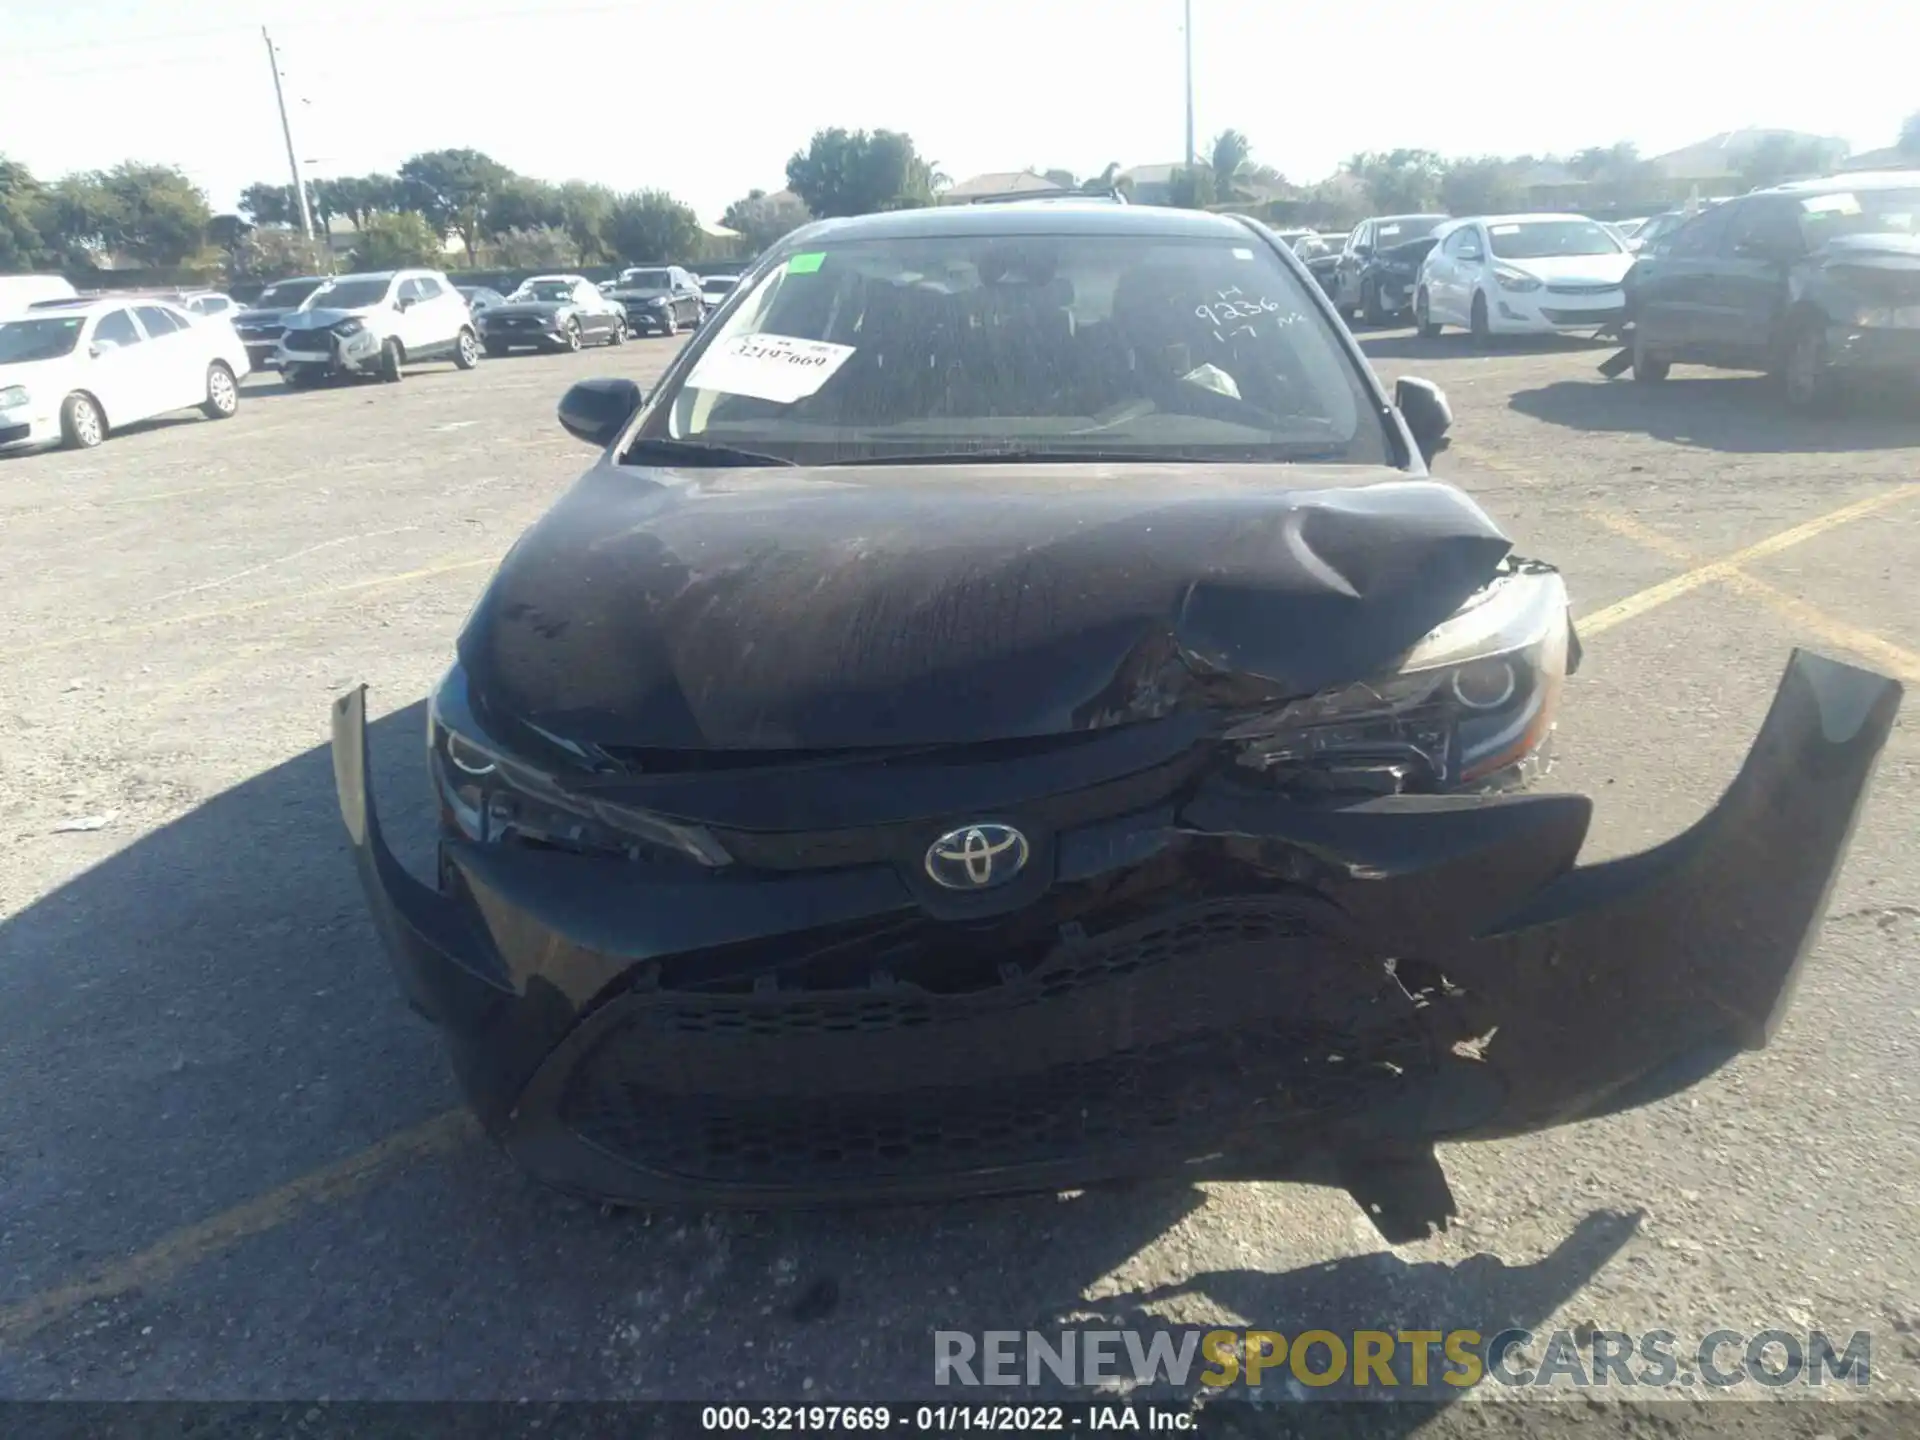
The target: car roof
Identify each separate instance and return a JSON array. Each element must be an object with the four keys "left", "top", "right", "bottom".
[
  {"left": 785, "top": 202, "right": 1258, "bottom": 244},
  {"left": 1757, "top": 169, "right": 1920, "bottom": 195},
  {"left": 1451, "top": 212, "right": 1604, "bottom": 226},
  {"left": 520, "top": 273, "right": 589, "bottom": 284},
  {"left": 13, "top": 296, "right": 174, "bottom": 317}
]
